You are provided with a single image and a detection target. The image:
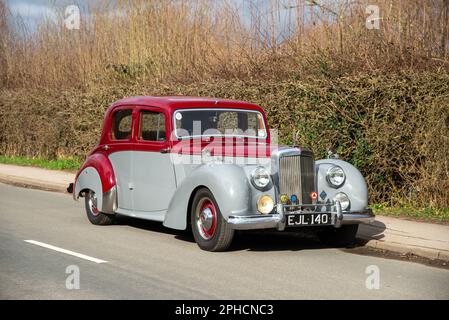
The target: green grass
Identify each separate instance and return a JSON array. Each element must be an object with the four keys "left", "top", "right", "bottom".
[
  {"left": 371, "top": 203, "right": 449, "bottom": 224},
  {"left": 0, "top": 155, "right": 81, "bottom": 171}
]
